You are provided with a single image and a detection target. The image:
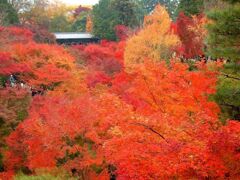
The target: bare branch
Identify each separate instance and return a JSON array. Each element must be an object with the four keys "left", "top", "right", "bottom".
[
  {"left": 221, "top": 73, "right": 240, "bottom": 81},
  {"left": 131, "top": 122, "right": 168, "bottom": 143}
]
